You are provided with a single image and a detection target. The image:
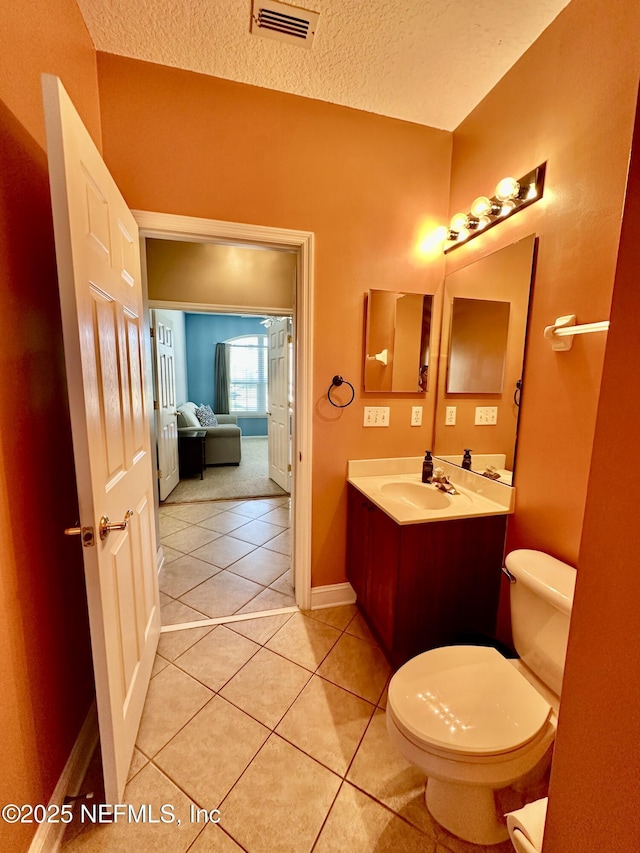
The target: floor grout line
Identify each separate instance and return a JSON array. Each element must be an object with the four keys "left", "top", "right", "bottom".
[{"left": 160, "top": 606, "right": 299, "bottom": 633}]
